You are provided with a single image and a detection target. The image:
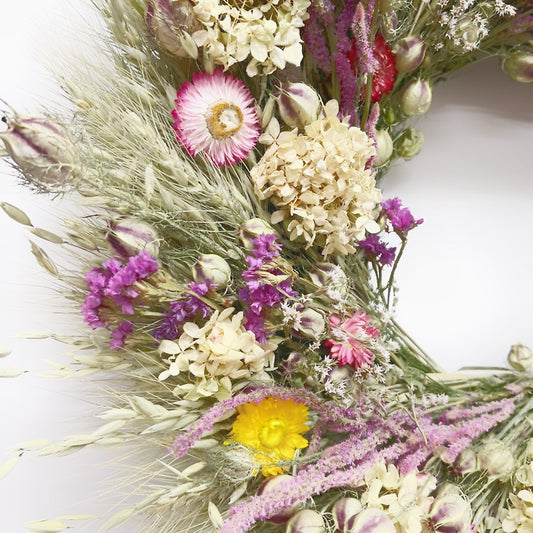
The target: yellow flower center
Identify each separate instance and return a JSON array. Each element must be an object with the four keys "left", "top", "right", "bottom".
[
  {"left": 207, "top": 102, "right": 243, "bottom": 139},
  {"left": 259, "top": 418, "right": 288, "bottom": 449}
]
